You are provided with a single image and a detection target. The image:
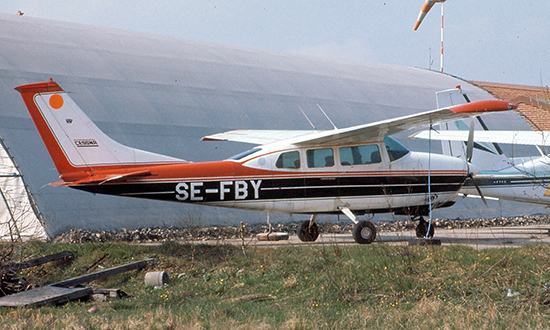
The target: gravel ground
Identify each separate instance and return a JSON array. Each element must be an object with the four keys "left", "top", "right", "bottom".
[{"left": 52, "top": 214, "right": 550, "bottom": 244}]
